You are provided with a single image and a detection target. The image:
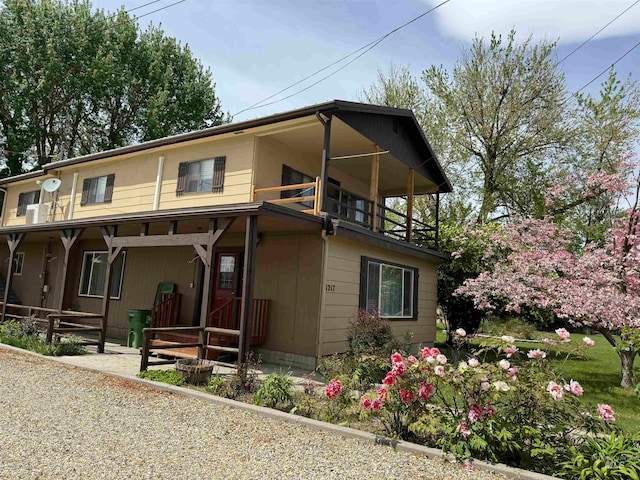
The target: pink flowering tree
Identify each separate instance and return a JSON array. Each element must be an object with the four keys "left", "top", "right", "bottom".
[{"left": 457, "top": 160, "right": 640, "bottom": 387}]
